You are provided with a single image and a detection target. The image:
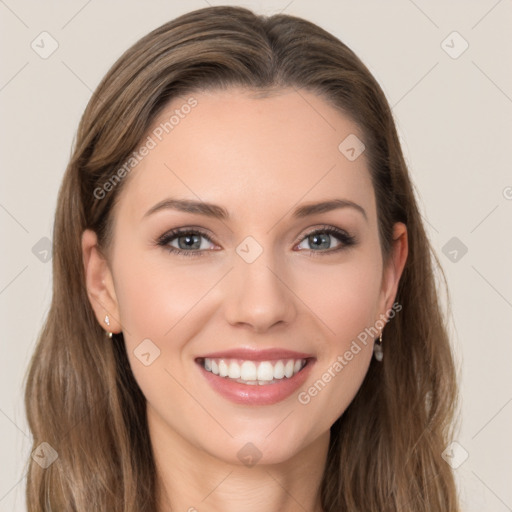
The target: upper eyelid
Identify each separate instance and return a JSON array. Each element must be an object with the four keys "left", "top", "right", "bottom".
[
  {"left": 157, "top": 226, "right": 215, "bottom": 242},
  {"left": 158, "top": 225, "right": 352, "bottom": 248},
  {"left": 292, "top": 225, "right": 349, "bottom": 244}
]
